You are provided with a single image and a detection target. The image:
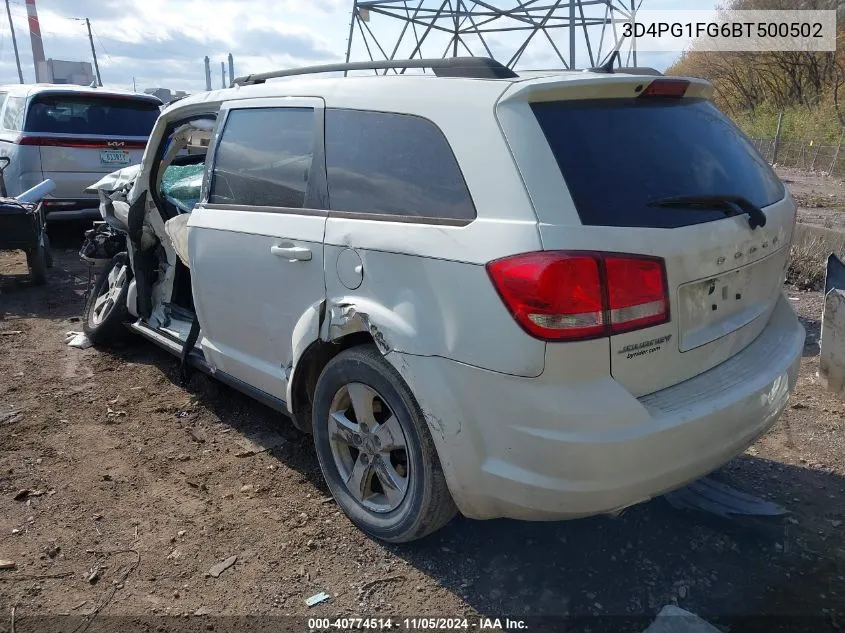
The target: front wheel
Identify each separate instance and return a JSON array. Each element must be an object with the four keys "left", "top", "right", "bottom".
[
  {"left": 83, "top": 253, "right": 131, "bottom": 344},
  {"left": 312, "top": 345, "right": 456, "bottom": 543}
]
